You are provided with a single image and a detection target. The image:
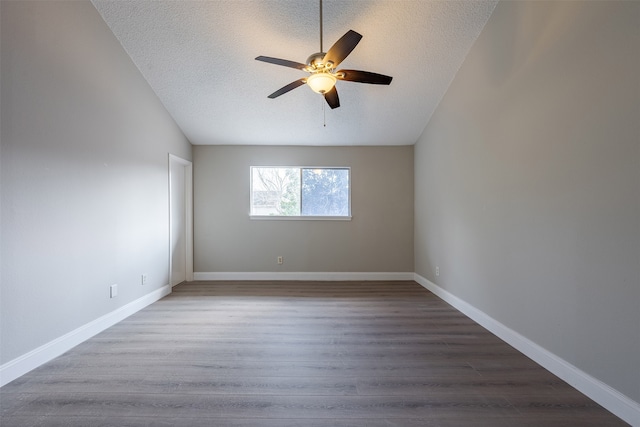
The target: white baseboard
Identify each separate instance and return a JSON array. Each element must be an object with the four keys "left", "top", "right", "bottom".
[
  {"left": 0, "top": 285, "right": 172, "bottom": 388},
  {"left": 413, "top": 273, "right": 640, "bottom": 426},
  {"left": 193, "top": 272, "right": 415, "bottom": 281}
]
